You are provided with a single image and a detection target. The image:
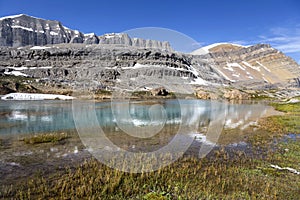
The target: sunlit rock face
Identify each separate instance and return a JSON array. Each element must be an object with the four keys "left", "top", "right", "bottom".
[
  {"left": 0, "top": 14, "right": 299, "bottom": 91},
  {"left": 192, "top": 43, "right": 300, "bottom": 87},
  {"left": 0, "top": 44, "right": 224, "bottom": 92},
  {"left": 0, "top": 14, "right": 172, "bottom": 51}
]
